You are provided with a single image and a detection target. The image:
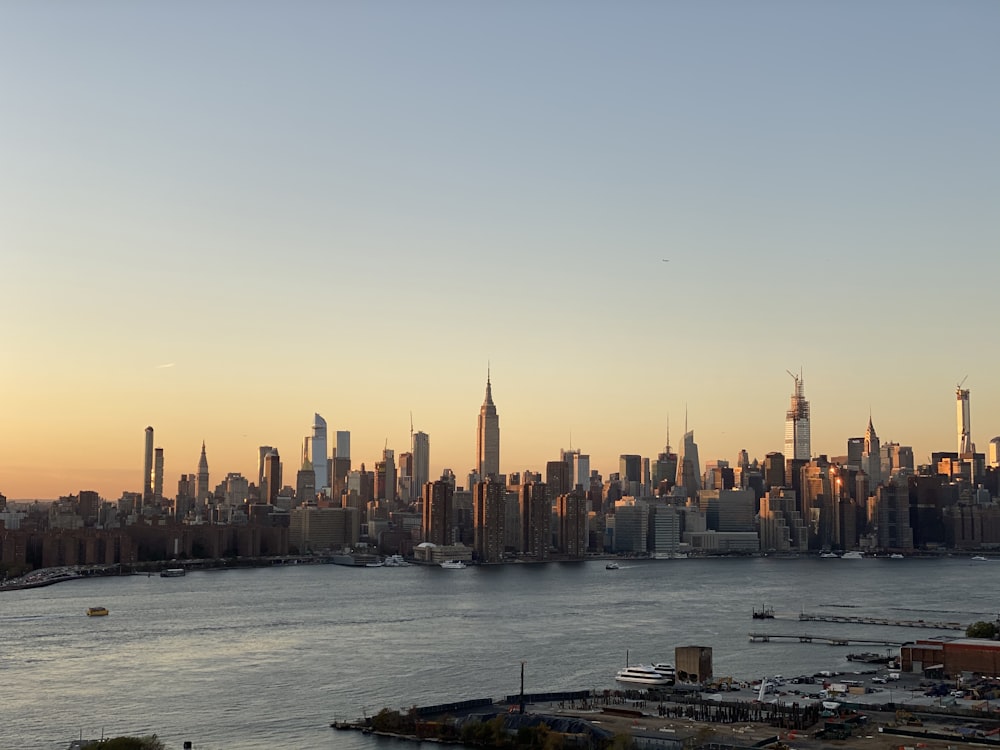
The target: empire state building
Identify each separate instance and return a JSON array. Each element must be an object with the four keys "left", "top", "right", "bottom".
[{"left": 477, "top": 372, "right": 500, "bottom": 479}]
